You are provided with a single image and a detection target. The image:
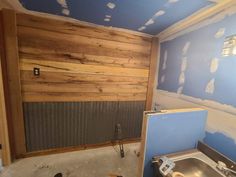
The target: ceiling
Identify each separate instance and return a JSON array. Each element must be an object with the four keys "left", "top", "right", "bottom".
[{"left": 19, "top": 0, "right": 215, "bottom": 35}]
